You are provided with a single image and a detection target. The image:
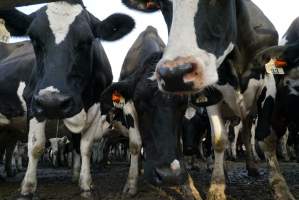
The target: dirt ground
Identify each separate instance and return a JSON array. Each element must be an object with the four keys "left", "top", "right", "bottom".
[{"left": 0, "top": 161, "right": 298, "bottom": 200}]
